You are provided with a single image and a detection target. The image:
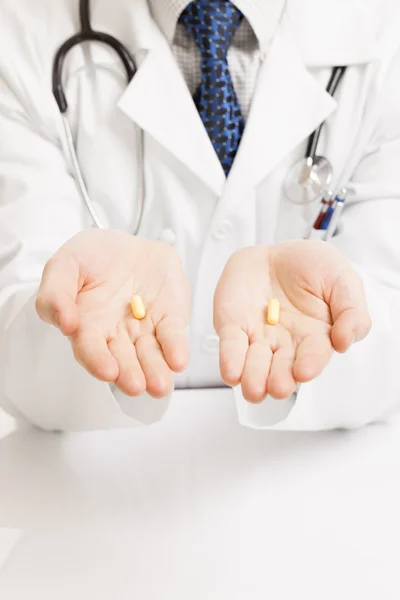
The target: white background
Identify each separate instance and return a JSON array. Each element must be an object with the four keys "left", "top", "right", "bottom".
[{"left": 0, "top": 390, "right": 399, "bottom": 599}]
